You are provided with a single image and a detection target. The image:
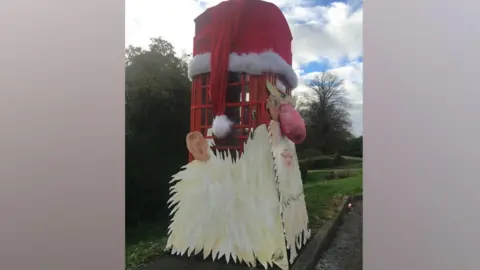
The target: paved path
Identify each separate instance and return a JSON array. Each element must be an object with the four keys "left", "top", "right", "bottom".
[{"left": 315, "top": 201, "right": 363, "bottom": 270}]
